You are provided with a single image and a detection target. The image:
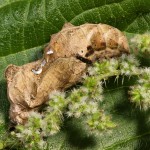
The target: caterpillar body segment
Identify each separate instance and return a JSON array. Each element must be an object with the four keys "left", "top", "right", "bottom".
[
  {"left": 44, "top": 23, "right": 129, "bottom": 64},
  {"left": 32, "top": 23, "right": 129, "bottom": 75}
]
